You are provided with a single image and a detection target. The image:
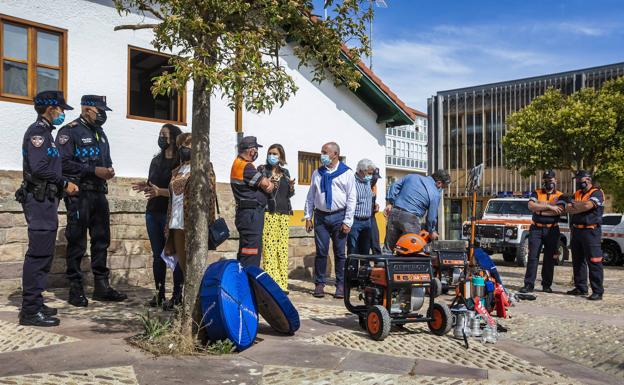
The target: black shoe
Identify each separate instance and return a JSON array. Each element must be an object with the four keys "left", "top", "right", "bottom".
[
  {"left": 566, "top": 288, "right": 588, "bottom": 296},
  {"left": 588, "top": 293, "right": 603, "bottom": 301},
  {"left": 148, "top": 295, "right": 165, "bottom": 308},
  {"left": 542, "top": 287, "right": 553, "bottom": 293},
  {"left": 19, "top": 311, "right": 60, "bottom": 327},
  {"left": 41, "top": 304, "right": 58, "bottom": 316},
  {"left": 313, "top": 284, "right": 325, "bottom": 298},
  {"left": 68, "top": 283, "right": 88, "bottom": 307},
  {"left": 162, "top": 296, "right": 182, "bottom": 311},
  {"left": 519, "top": 285, "right": 534, "bottom": 293},
  {"left": 334, "top": 286, "right": 345, "bottom": 299},
  {"left": 93, "top": 279, "right": 128, "bottom": 302}
]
